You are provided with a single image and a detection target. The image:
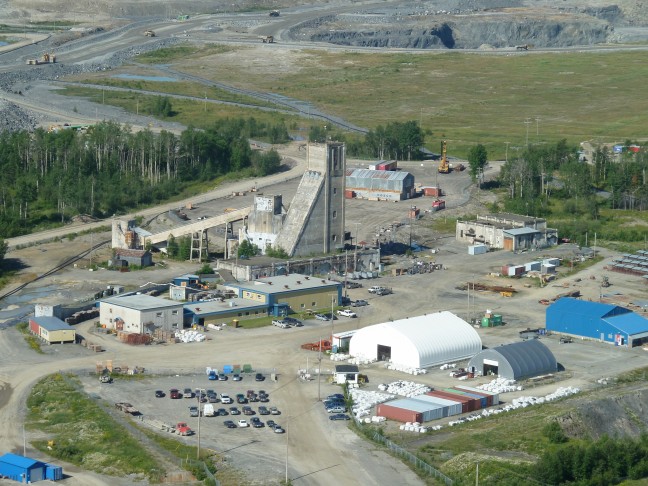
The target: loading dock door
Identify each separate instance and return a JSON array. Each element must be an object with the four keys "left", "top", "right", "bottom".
[
  {"left": 483, "top": 358, "right": 499, "bottom": 376},
  {"left": 377, "top": 344, "right": 392, "bottom": 361}
]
